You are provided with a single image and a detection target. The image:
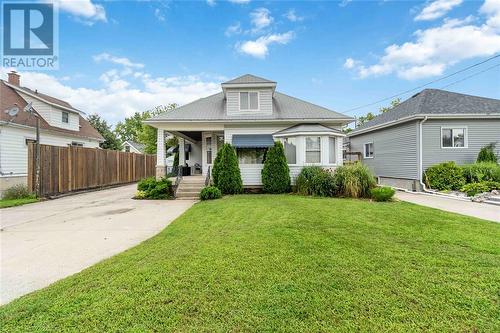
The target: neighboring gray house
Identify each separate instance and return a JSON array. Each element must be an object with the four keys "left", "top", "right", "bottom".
[
  {"left": 145, "top": 74, "right": 353, "bottom": 187},
  {"left": 122, "top": 141, "right": 145, "bottom": 154},
  {"left": 348, "top": 89, "right": 500, "bottom": 191}
]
